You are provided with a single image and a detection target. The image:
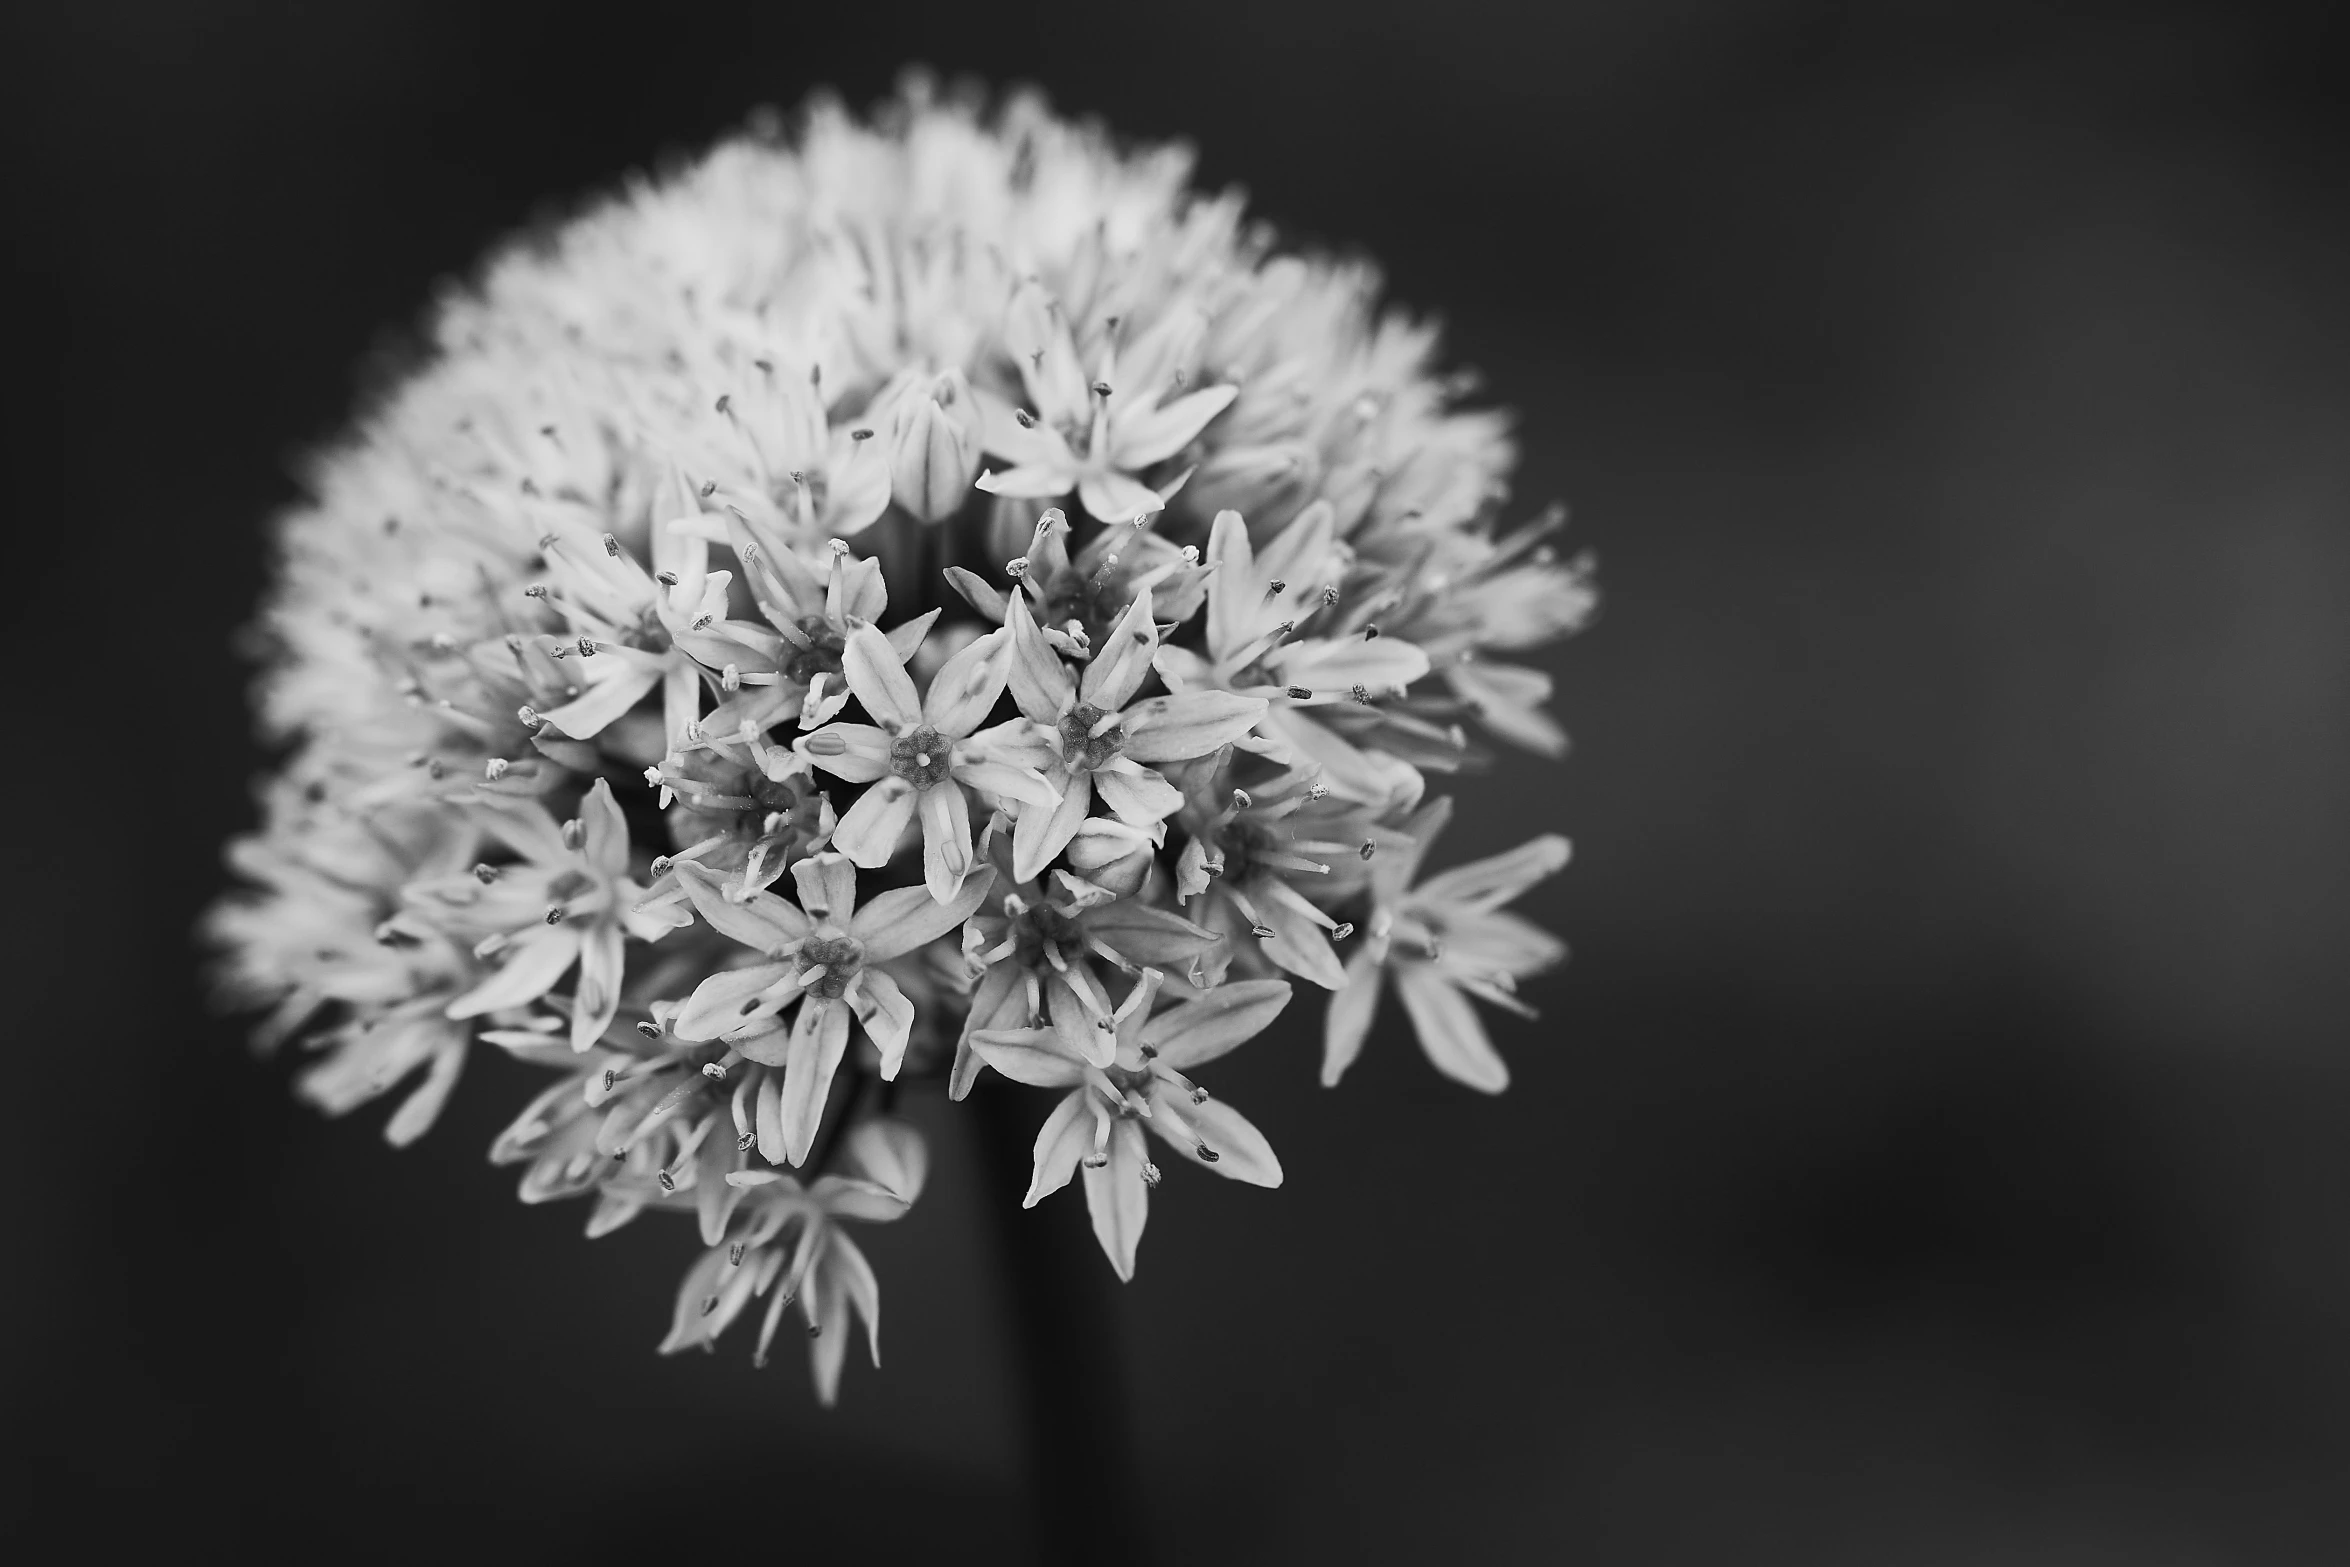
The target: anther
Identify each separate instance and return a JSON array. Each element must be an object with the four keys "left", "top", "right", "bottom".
[
  {"left": 1014, "top": 408, "right": 1035, "bottom": 428},
  {"left": 736, "top": 1130, "right": 757, "bottom": 1151},
  {"left": 523, "top": 583, "right": 548, "bottom": 599},
  {"left": 656, "top": 570, "right": 679, "bottom": 587},
  {"left": 603, "top": 1069, "right": 618, "bottom": 1091},
  {"left": 714, "top": 394, "right": 732, "bottom": 415},
  {"left": 1266, "top": 578, "right": 1287, "bottom": 597},
  {"left": 473, "top": 862, "right": 501, "bottom": 883},
  {"left": 1141, "top": 1162, "right": 1163, "bottom": 1188},
  {"left": 1359, "top": 841, "right": 1377, "bottom": 860},
  {"left": 700, "top": 1294, "right": 718, "bottom": 1316},
  {"left": 1305, "top": 784, "right": 1329, "bottom": 801},
  {"left": 1082, "top": 1153, "right": 1109, "bottom": 1168},
  {"left": 1333, "top": 921, "right": 1356, "bottom": 939},
  {"left": 1191, "top": 1086, "right": 1210, "bottom": 1105},
  {"left": 1230, "top": 788, "right": 1253, "bottom": 810},
  {"left": 643, "top": 768, "right": 665, "bottom": 789},
  {"left": 1250, "top": 924, "right": 1276, "bottom": 939},
  {"left": 722, "top": 663, "right": 742, "bottom": 692},
  {"left": 804, "top": 732, "right": 847, "bottom": 756},
  {"left": 1362, "top": 623, "right": 1381, "bottom": 640},
  {"left": 1091, "top": 381, "right": 1112, "bottom": 397},
  {"left": 700, "top": 480, "right": 717, "bottom": 497},
  {"left": 427, "top": 759, "right": 447, "bottom": 780},
  {"left": 601, "top": 533, "right": 621, "bottom": 558},
  {"left": 1285, "top": 686, "right": 1313, "bottom": 700},
  {"left": 850, "top": 427, "right": 874, "bottom": 441},
  {"left": 484, "top": 758, "right": 509, "bottom": 780},
  {"left": 576, "top": 637, "right": 598, "bottom": 658},
  {"left": 657, "top": 1169, "right": 676, "bottom": 1192},
  {"left": 1351, "top": 684, "right": 1374, "bottom": 704},
  {"left": 729, "top": 1242, "right": 746, "bottom": 1265},
  {"left": 636, "top": 1020, "right": 663, "bottom": 1039},
  {"left": 1322, "top": 585, "right": 1341, "bottom": 607},
  {"left": 702, "top": 1062, "right": 726, "bottom": 1080},
  {"left": 1197, "top": 1145, "right": 1221, "bottom": 1163},
  {"left": 649, "top": 854, "right": 674, "bottom": 875},
  {"left": 562, "top": 819, "right": 586, "bottom": 851},
  {"left": 807, "top": 1323, "right": 822, "bottom": 1339},
  {"left": 545, "top": 905, "right": 567, "bottom": 925},
  {"left": 691, "top": 614, "right": 714, "bottom": 630},
  {"left": 1005, "top": 556, "right": 1030, "bottom": 578}
]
